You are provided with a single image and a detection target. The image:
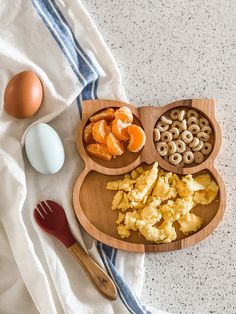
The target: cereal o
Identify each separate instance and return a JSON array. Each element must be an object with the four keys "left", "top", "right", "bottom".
[
  {"left": 194, "top": 151, "right": 204, "bottom": 164},
  {"left": 187, "top": 109, "right": 199, "bottom": 119},
  {"left": 201, "top": 142, "right": 212, "bottom": 155},
  {"left": 187, "top": 116, "right": 199, "bottom": 126},
  {"left": 168, "top": 141, "right": 177, "bottom": 154},
  {"left": 197, "top": 132, "right": 210, "bottom": 142},
  {"left": 193, "top": 140, "right": 204, "bottom": 151},
  {"left": 170, "top": 109, "right": 180, "bottom": 120},
  {"left": 178, "top": 110, "right": 186, "bottom": 121},
  {"left": 181, "top": 130, "right": 193, "bottom": 144},
  {"left": 161, "top": 131, "right": 173, "bottom": 143},
  {"left": 189, "top": 137, "right": 200, "bottom": 148},
  {"left": 153, "top": 128, "right": 161, "bottom": 142},
  {"left": 172, "top": 121, "right": 182, "bottom": 131},
  {"left": 156, "top": 121, "right": 170, "bottom": 132},
  {"left": 181, "top": 119, "right": 187, "bottom": 131},
  {"left": 188, "top": 124, "right": 200, "bottom": 135},
  {"left": 169, "top": 153, "right": 182, "bottom": 165},
  {"left": 169, "top": 127, "right": 179, "bottom": 139},
  {"left": 199, "top": 117, "right": 209, "bottom": 128},
  {"left": 202, "top": 125, "right": 212, "bottom": 135},
  {"left": 175, "top": 140, "right": 186, "bottom": 153},
  {"left": 183, "top": 151, "right": 194, "bottom": 164},
  {"left": 161, "top": 115, "right": 172, "bottom": 125},
  {"left": 156, "top": 142, "right": 168, "bottom": 156}
]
